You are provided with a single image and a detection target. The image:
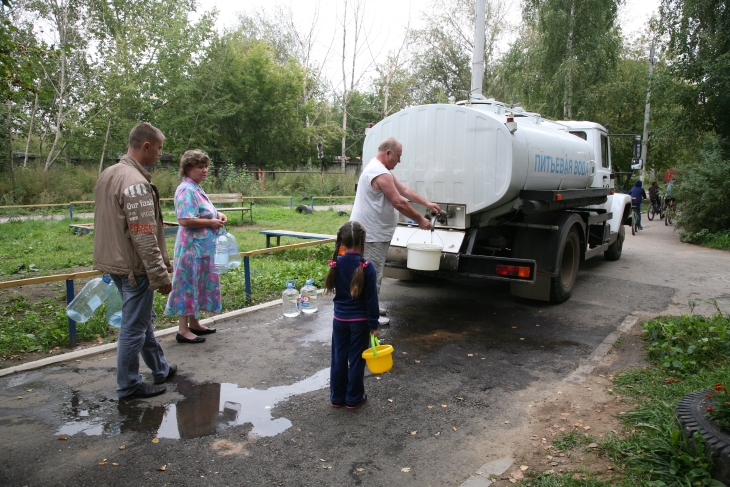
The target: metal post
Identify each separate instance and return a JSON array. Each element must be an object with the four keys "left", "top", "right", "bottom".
[
  {"left": 69, "top": 204, "right": 73, "bottom": 219},
  {"left": 244, "top": 256, "right": 251, "bottom": 303},
  {"left": 66, "top": 279, "right": 77, "bottom": 347},
  {"left": 289, "top": 197, "right": 293, "bottom": 209}
]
